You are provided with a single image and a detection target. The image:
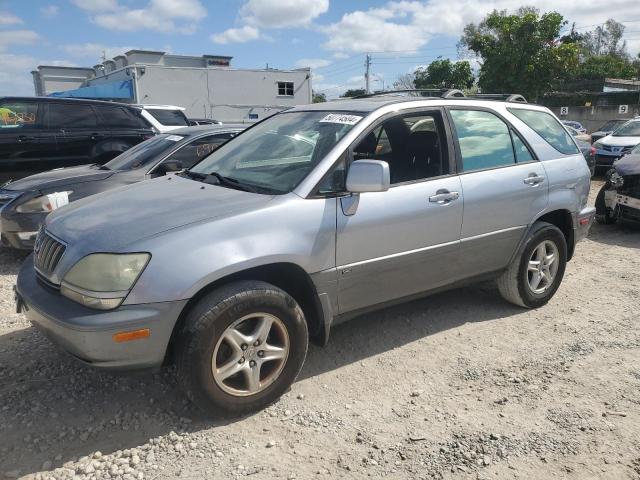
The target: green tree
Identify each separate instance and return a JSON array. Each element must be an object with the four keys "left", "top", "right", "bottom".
[
  {"left": 341, "top": 88, "right": 366, "bottom": 97},
  {"left": 459, "top": 7, "right": 579, "bottom": 101},
  {"left": 312, "top": 91, "right": 327, "bottom": 103},
  {"left": 414, "top": 58, "right": 474, "bottom": 89},
  {"left": 576, "top": 54, "right": 636, "bottom": 79},
  {"left": 581, "top": 19, "right": 627, "bottom": 58}
]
